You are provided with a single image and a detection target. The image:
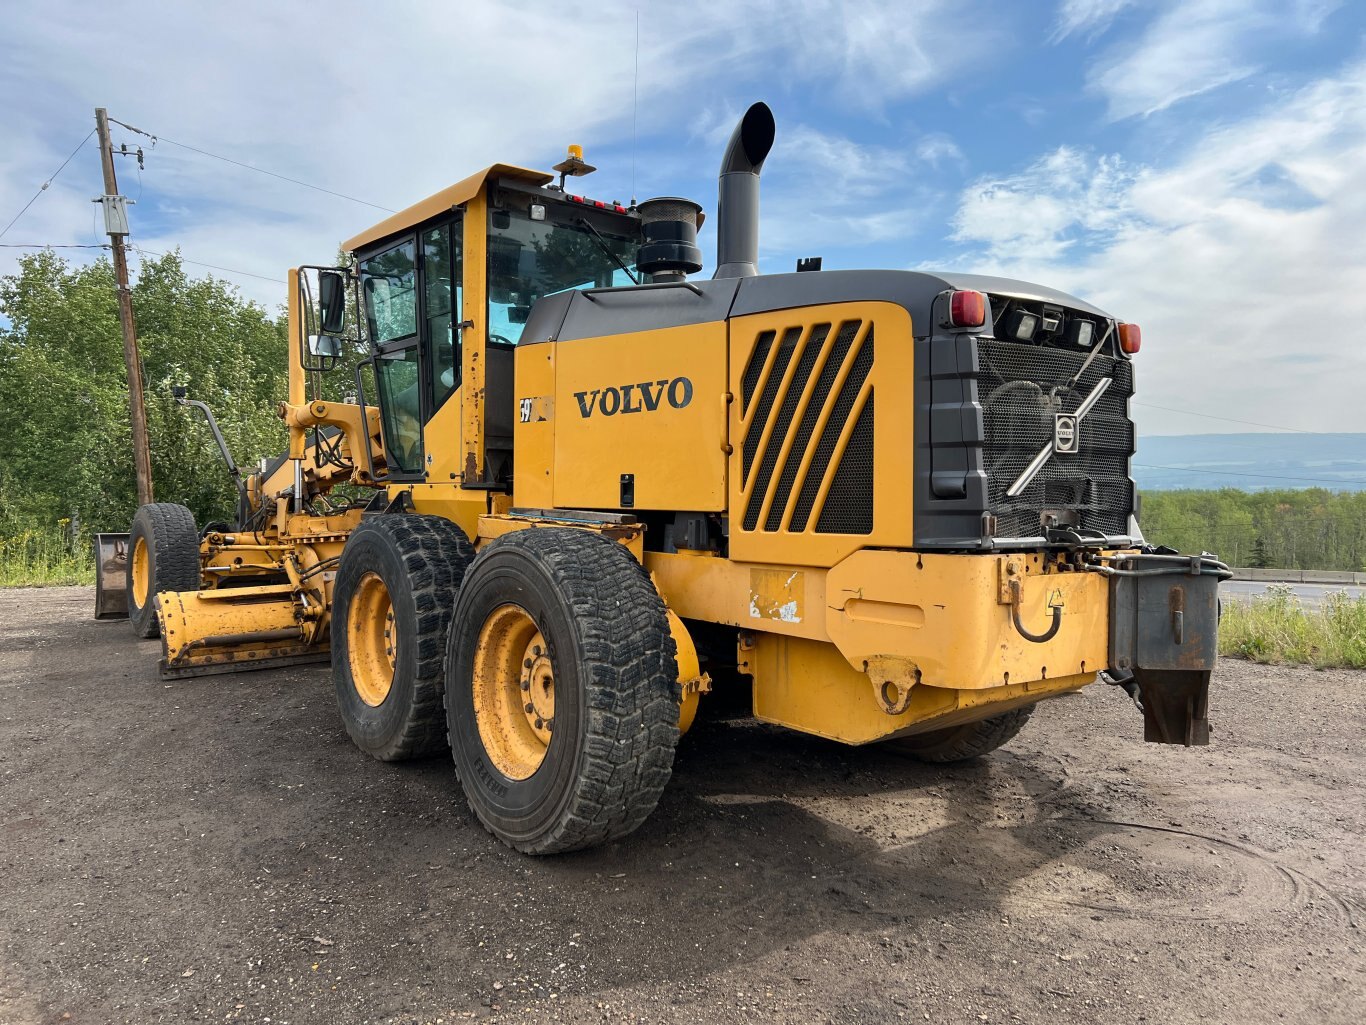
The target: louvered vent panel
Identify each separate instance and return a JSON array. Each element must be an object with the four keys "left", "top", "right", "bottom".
[
  {"left": 815, "top": 397, "right": 874, "bottom": 534},
  {"left": 737, "top": 320, "right": 875, "bottom": 535},
  {"left": 740, "top": 330, "right": 776, "bottom": 412},
  {"left": 742, "top": 324, "right": 829, "bottom": 531},
  {"left": 741, "top": 327, "right": 800, "bottom": 482}
]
